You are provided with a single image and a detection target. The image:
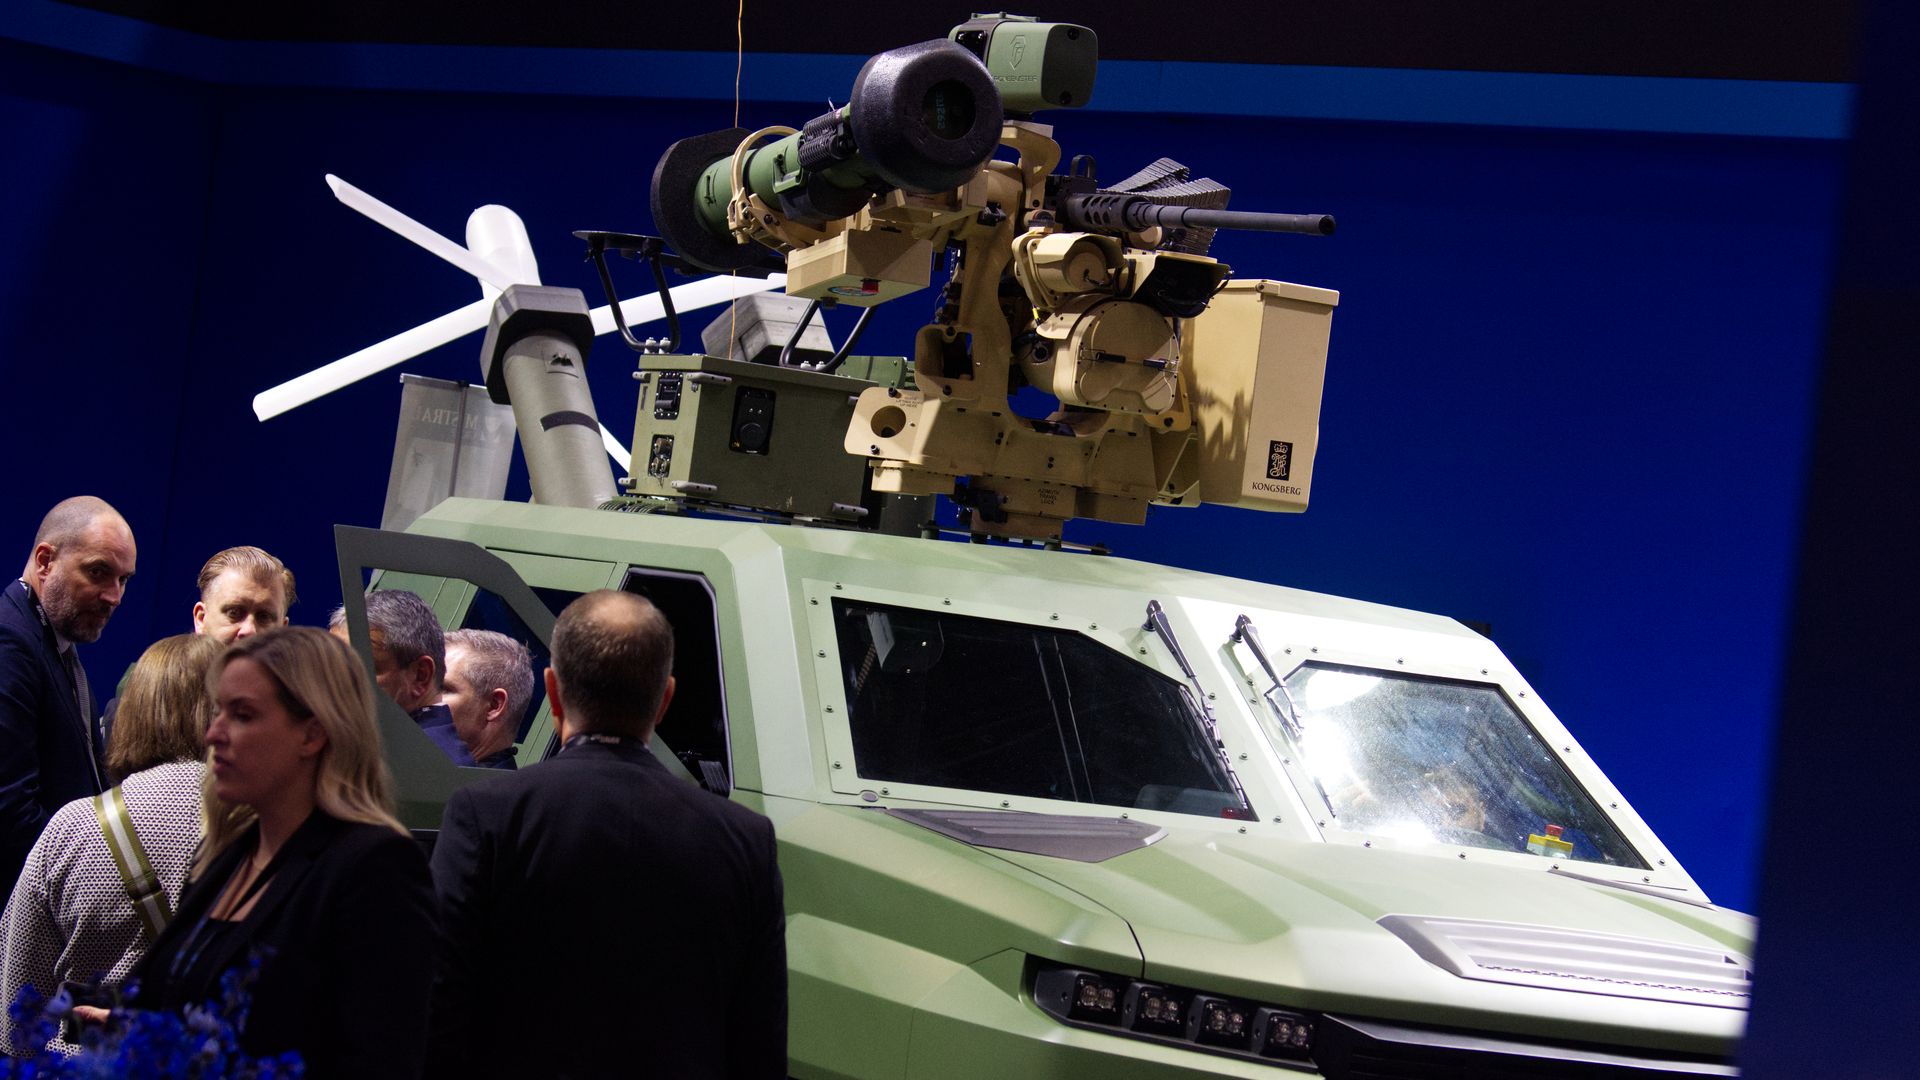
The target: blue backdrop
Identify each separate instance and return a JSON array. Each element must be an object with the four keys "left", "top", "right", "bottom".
[{"left": 0, "top": 23, "right": 1844, "bottom": 914}]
